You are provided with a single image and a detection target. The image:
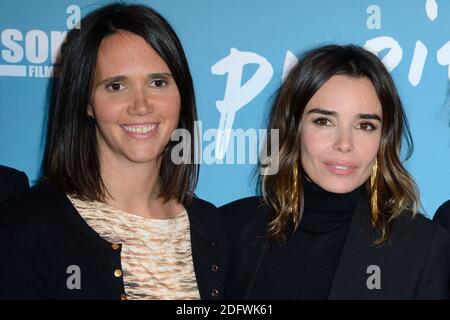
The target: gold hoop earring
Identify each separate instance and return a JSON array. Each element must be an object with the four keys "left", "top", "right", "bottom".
[
  {"left": 291, "top": 164, "right": 299, "bottom": 224},
  {"left": 370, "top": 158, "right": 379, "bottom": 225}
]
